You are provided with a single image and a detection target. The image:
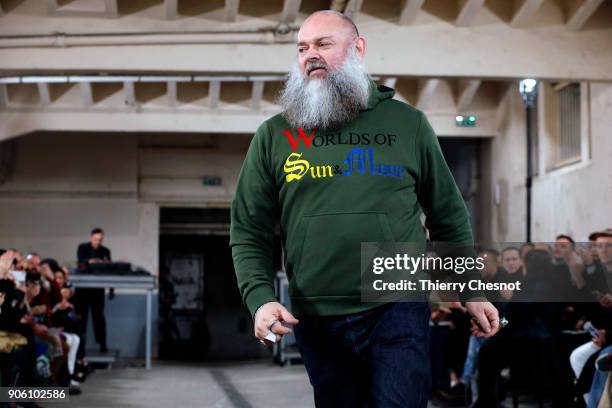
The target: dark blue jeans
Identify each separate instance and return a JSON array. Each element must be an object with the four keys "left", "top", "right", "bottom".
[{"left": 293, "top": 301, "right": 431, "bottom": 408}]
